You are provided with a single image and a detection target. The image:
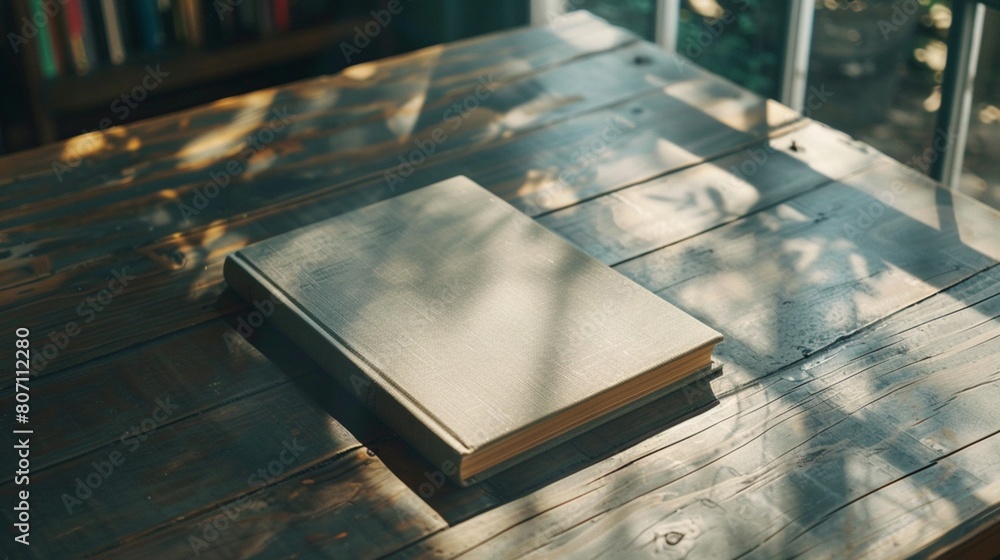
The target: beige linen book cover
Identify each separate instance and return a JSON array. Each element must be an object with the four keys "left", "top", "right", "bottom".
[{"left": 224, "top": 176, "right": 722, "bottom": 485}]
